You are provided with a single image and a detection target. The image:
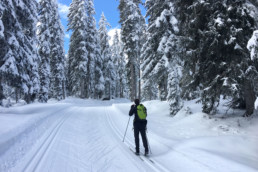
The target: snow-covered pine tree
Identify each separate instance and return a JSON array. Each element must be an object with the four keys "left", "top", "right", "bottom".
[
  {"left": 142, "top": 0, "right": 167, "bottom": 101},
  {"left": 94, "top": 35, "right": 105, "bottom": 99},
  {"left": 246, "top": 0, "right": 258, "bottom": 113},
  {"left": 167, "top": 65, "right": 183, "bottom": 115},
  {"left": 67, "top": 0, "right": 88, "bottom": 98},
  {"left": 98, "top": 13, "right": 115, "bottom": 99},
  {"left": 182, "top": 0, "right": 220, "bottom": 114},
  {"left": 0, "top": 2, "right": 5, "bottom": 105},
  {"left": 141, "top": 79, "right": 158, "bottom": 101},
  {"left": 111, "top": 30, "right": 127, "bottom": 98},
  {"left": 140, "top": 33, "right": 157, "bottom": 101},
  {"left": 85, "top": 0, "right": 97, "bottom": 98},
  {"left": 174, "top": 0, "right": 206, "bottom": 112},
  {"left": 248, "top": 30, "right": 258, "bottom": 62},
  {"left": 49, "top": 0, "right": 66, "bottom": 100},
  {"left": 173, "top": 0, "right": 202, "bottom": 100},
  {"left": 20, "top": 0, "right": 40, "bottom": 103},
  {"left": 142, "top": 1, "right": 183, "bottom": 114},
  {"left": 118, "top": 0, "right": 145, "bottom": 101},
  {"left": 202, "top": 0, "right": 257, "bottom": 115},
  {"left": 141, "top": 0, "right": 176, "bottom": 102},
  {"left": 247, "top": 30, "right": 258, "bottom": 97},
  {"left": 111, "top": 30, "right": 120, "bottom": 98},
  {"left": 164, "top": 4, "right": 183, "bottom": 115},
  {"left": 0, "top": 0, "right": 39, "bottom": 104},
  {"left": 175, "top": 0, "right": 257, "bottom": 115},
  {"left": 246, "top": 29, "right": 258, "bottom": 115},
  {"left": 38, "top": 0, "right": 52, "bottom": 103}
]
